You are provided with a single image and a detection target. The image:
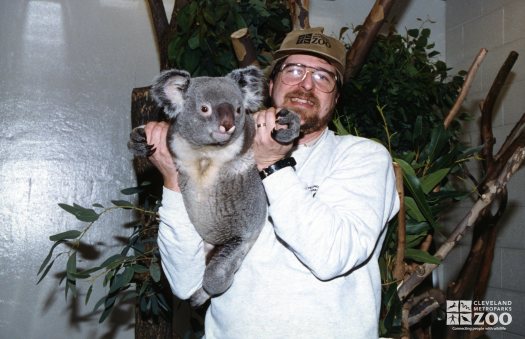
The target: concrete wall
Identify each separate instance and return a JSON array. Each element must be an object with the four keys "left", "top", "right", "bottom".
[
  {"left": 0, "top": 0, "right": 162, "bottom": 338},
  {"left": 0, "top": 1, "right": 447, "bottom": 338},
  {"left": 440, "top": 0, "right": 525, "bottom": 337}
]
